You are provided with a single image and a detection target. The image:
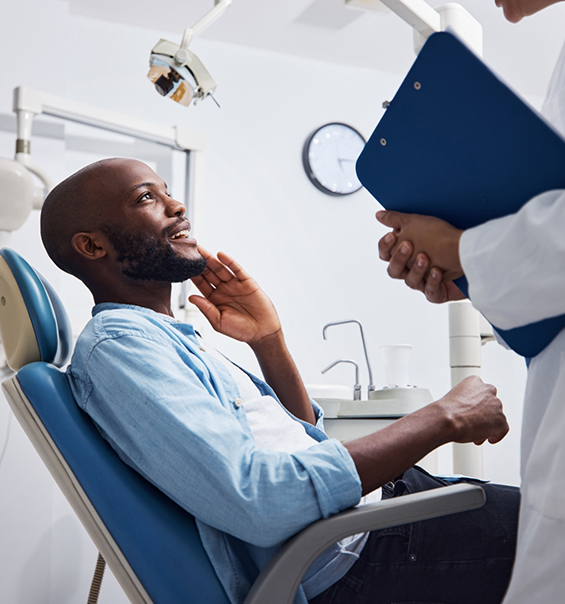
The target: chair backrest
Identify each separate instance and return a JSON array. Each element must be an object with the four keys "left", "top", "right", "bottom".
[
  {"left": 0, "top": 248, "right": 230, "bottom": 604},
  {"left": 0, "top": 248, "right": 72, "bottom": 370}
]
